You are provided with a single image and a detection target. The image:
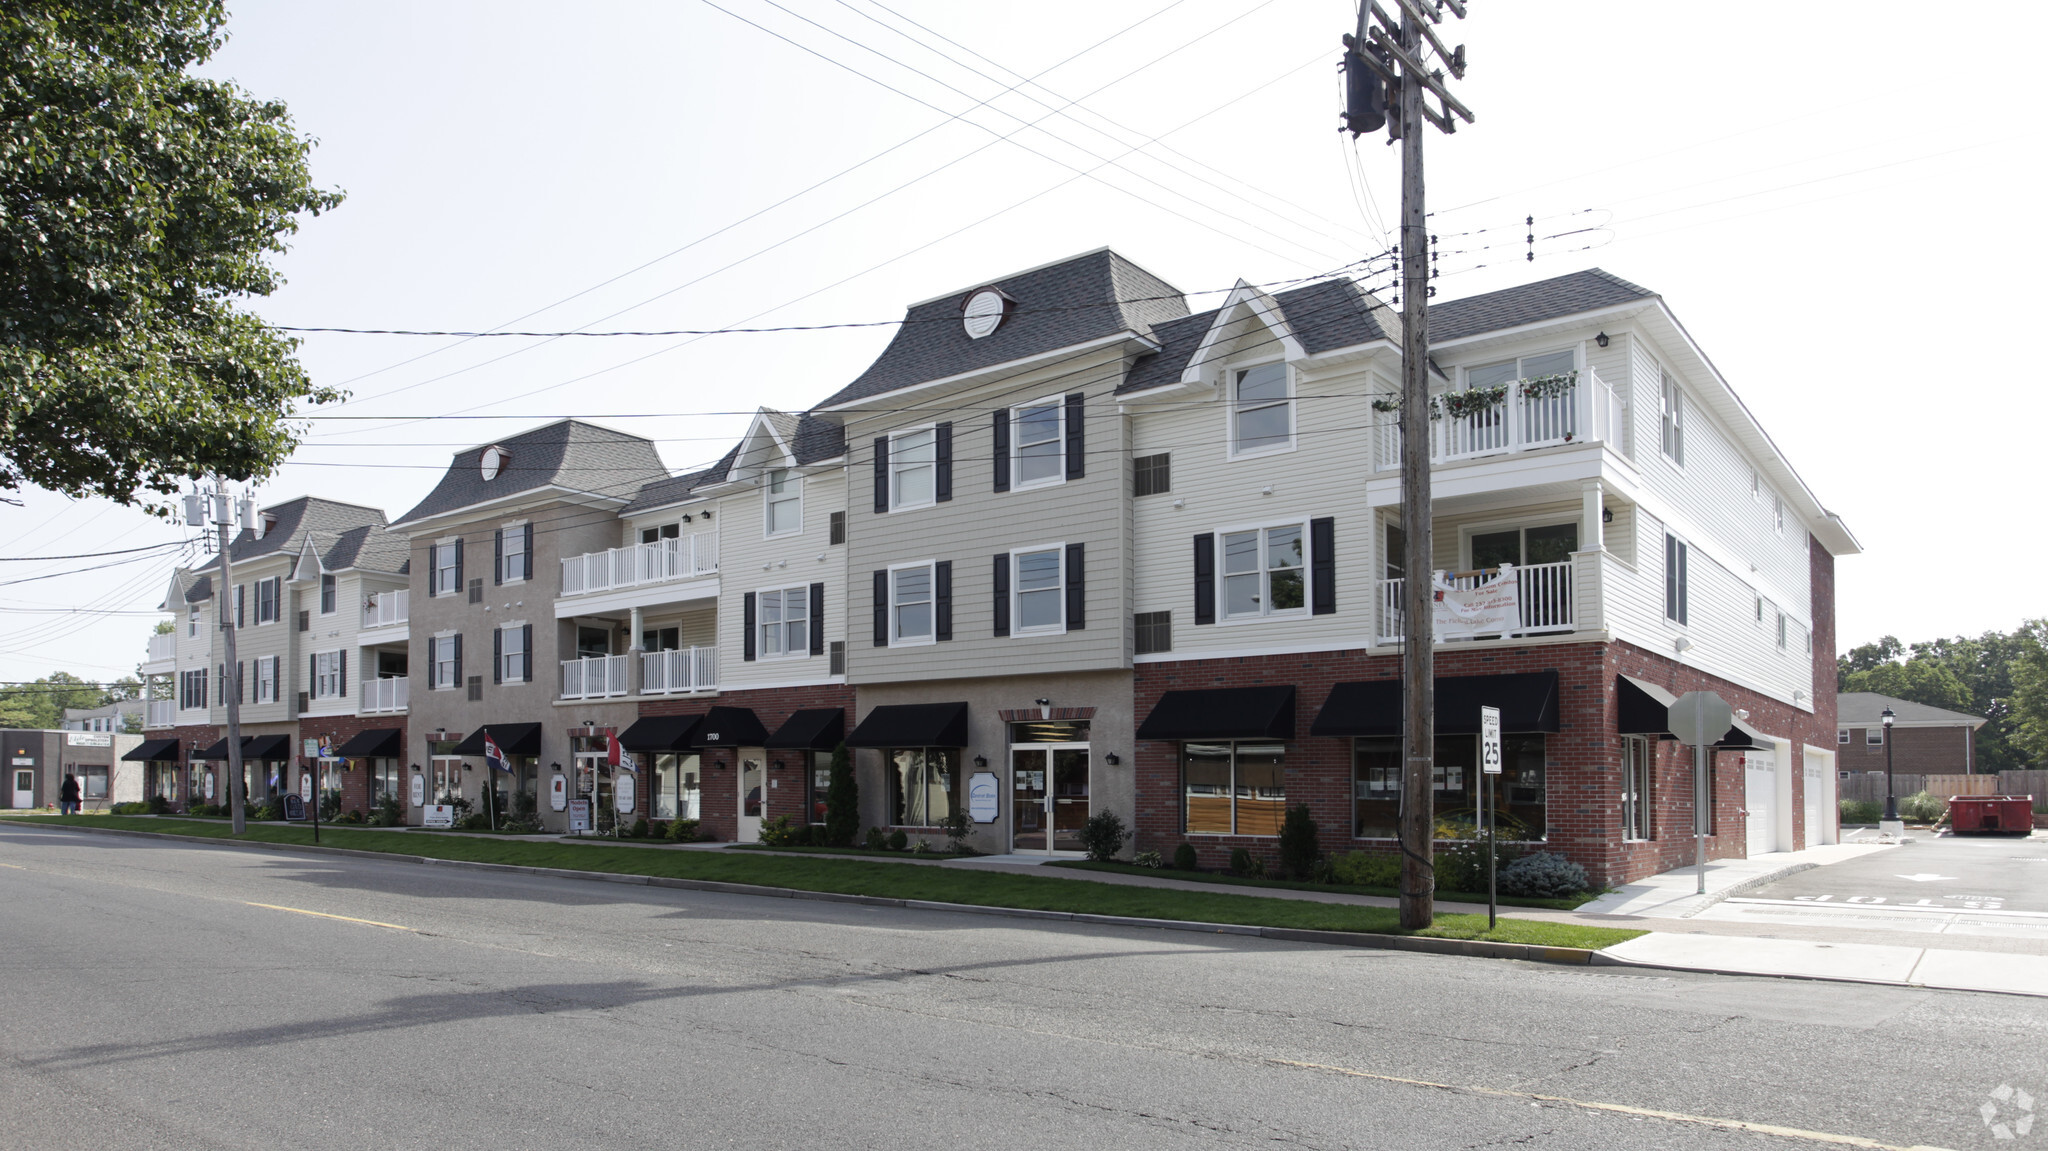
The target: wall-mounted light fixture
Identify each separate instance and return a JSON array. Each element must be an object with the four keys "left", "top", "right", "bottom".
[
  {"left": 711, "top": 758, "right": 726, "bottom": 771},
  {"left": 701, "top": 509, "right": 713, "bottom": 520},
  {"left": 1602, "top": 506, "right": 1614, "bottom": 524},
  {"left": 772, "top": 758, "right": 785, "bottom": 771},
  {"left": 1104, "top": 753, "right": 1121, "bottom": 766},
  {"left": 1673, "top": 636, "right": 1693, "bottom": 653},
  {"left": 973, "top": 755, "right": 988, "bottom": 768},
  {"left": 1034, "top": 698, "right": 1050, "bottom": 707},
  {"left": 1595, "top": 331, "right": 1610, "bottom": 348},
  {"left": 681, "top": 514, "right": 693, "bottom": 524}
]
